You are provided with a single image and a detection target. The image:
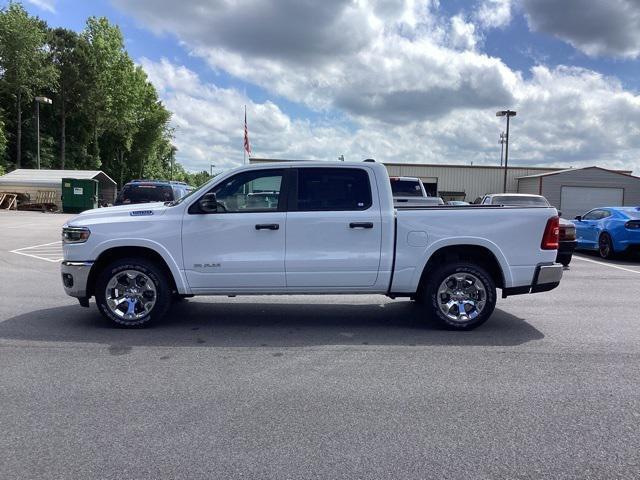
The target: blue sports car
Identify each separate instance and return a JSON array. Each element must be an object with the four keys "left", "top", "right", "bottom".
[{"left": 574, "top": 207, "right": 640, "bottom": 259}]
